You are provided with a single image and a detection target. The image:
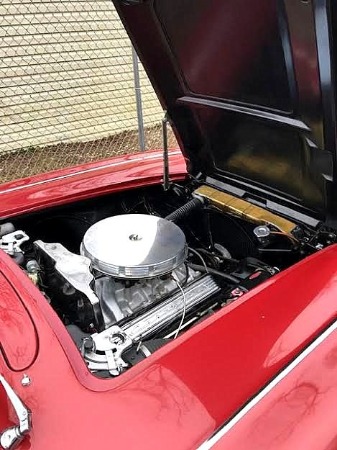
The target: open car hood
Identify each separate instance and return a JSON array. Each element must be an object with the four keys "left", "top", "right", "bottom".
[{"left": 113, "top": 0, "right": 337, "bottom": 224}]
